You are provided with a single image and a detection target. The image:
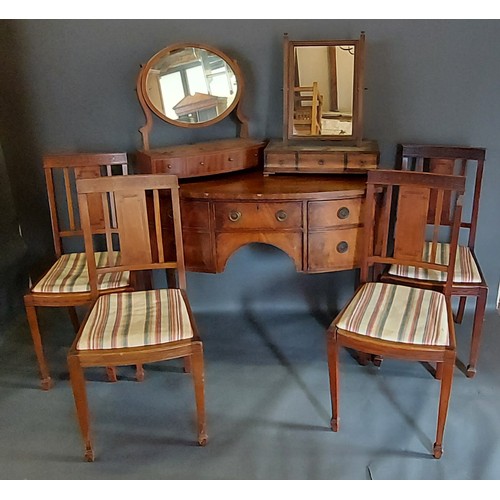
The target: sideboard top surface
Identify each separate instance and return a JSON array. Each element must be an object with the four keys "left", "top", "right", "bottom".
[{"left": 180, "top": 171, "right": 367, "bottom": 201}]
